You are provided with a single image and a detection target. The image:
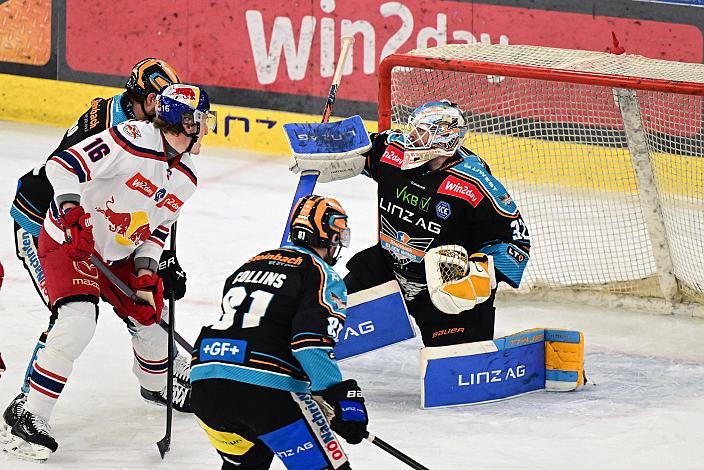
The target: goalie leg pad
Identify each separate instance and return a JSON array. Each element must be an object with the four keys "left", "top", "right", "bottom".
[
  {"left": 333, "top": 280, "right": 415, "bottom": 360},
  {"left": 544, "top": 329, "right": 585, "bottom": 391},
  {"left": 420, "top": 328, "right": 586, "bottom": 407},
  {"left": 421, "top": 329, "right": 547, "bottom": 408}
]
